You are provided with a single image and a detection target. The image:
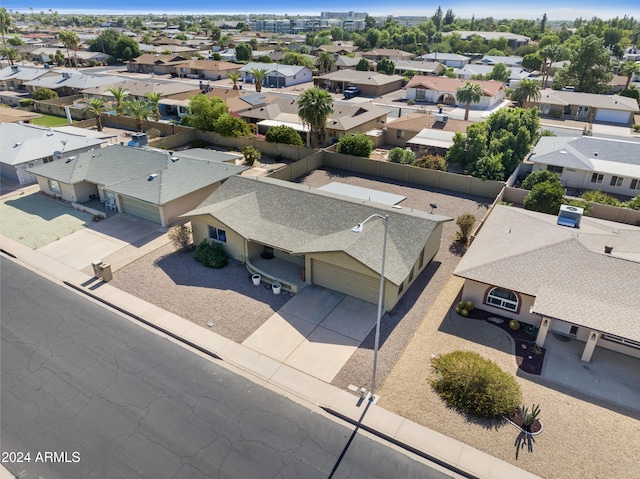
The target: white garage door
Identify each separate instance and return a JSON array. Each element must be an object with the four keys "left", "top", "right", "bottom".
[
  {"left": 311, "top": 259, "right": 379, "bottom": 305},
  {"left": 594, "top": 109, "right": 630, "bottom": 124},
  {"left": 120, "top": 196, "right": 162, "bottom": 224}
]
